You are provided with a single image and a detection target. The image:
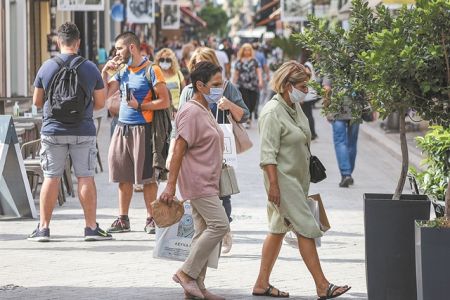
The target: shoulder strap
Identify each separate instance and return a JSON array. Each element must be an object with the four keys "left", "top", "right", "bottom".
[
  {"left": 70, "top": 56, "right": 87, "bottom": 70},
  {"left": 144, "top": 62, "right": 157, "bottom": 100}
]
